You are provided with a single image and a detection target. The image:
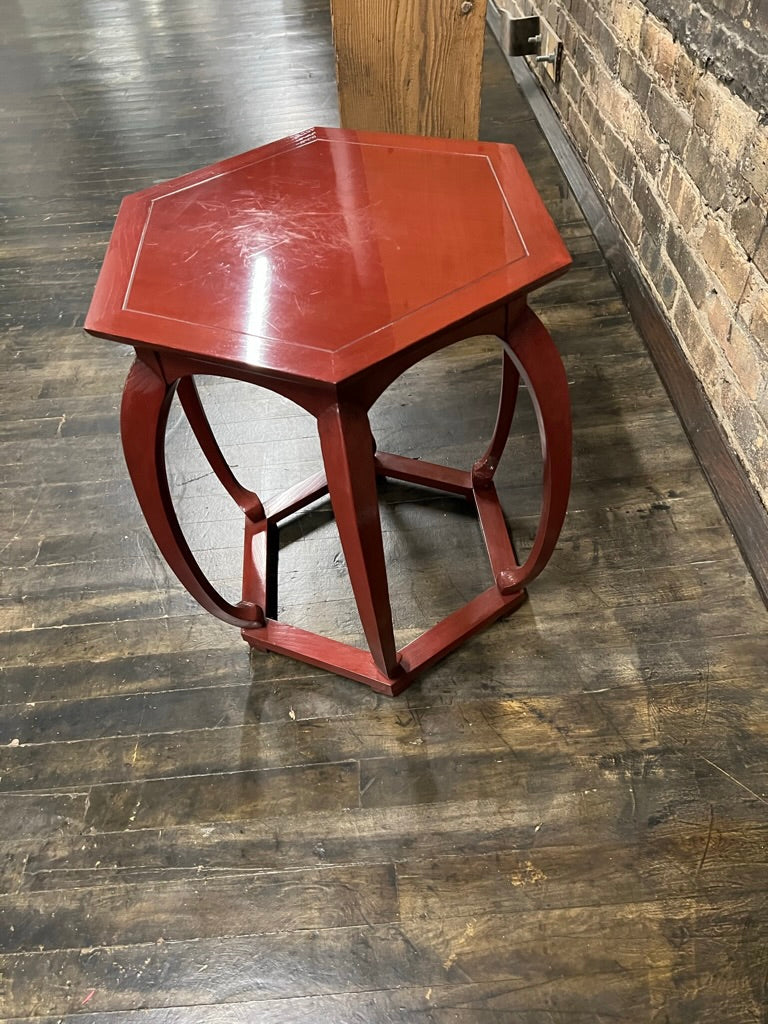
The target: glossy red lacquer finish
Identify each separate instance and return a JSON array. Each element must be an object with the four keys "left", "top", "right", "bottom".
[
  {"left": 87, "top": 129, "right": 573, "bottom": 695},
  {"left": 85, "top": 127, "right": 570, "bottom": 383}
]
